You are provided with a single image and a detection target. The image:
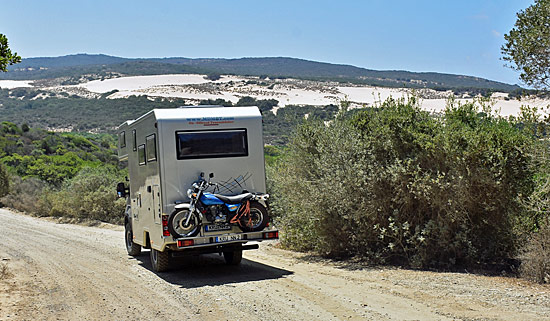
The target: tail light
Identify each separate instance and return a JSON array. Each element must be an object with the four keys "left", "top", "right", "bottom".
[
  {"left": 178, "top": 239, "right": 194, "bottom": 247},
  {"left": 162, "top": 215, "right": 170, "bottom": 237},
  {"left": 263, "top": 231, "right": 279, "bottom": 239}
]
